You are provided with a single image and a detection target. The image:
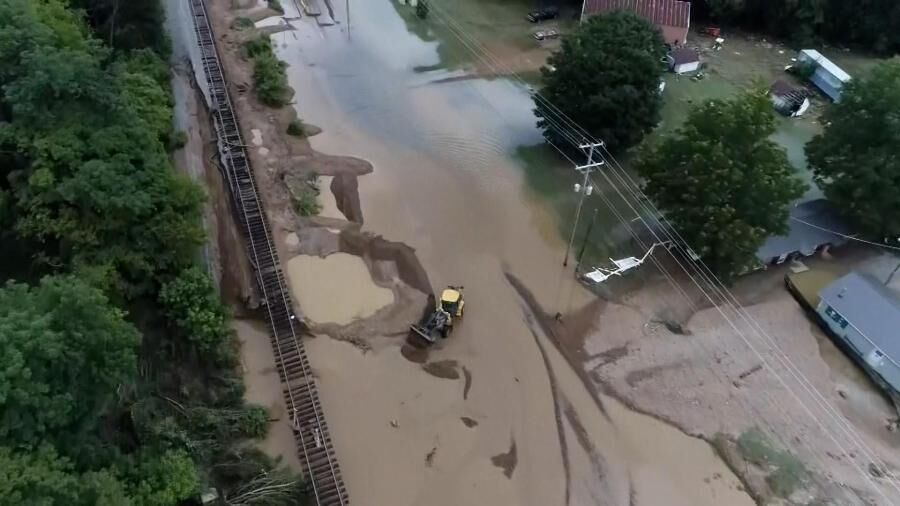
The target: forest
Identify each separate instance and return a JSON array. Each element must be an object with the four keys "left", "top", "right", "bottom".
[
  {"left": 0, "top": 0, "right": 302, "bottom": 504},
  {"left": 692, "top": 0, "right": 900, "bottom": 54}
]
